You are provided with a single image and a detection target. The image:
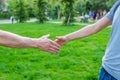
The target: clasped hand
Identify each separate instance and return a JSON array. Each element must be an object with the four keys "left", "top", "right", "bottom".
[{"left": 36, "top": 34, "right": 68, "bottom": 54}]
